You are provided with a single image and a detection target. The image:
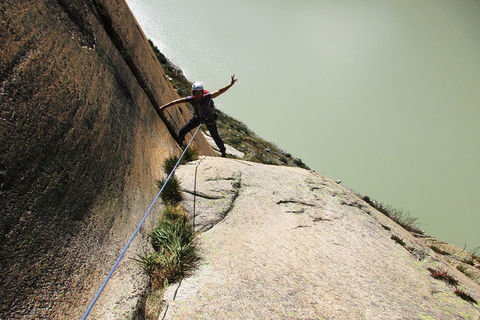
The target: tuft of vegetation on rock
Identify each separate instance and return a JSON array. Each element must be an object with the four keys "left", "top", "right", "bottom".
[
  {"left": 162, "top": 149, "right": 199, "bottom": 174},
  {"left": 391, "top": 235, "right": 406, "bottom": 247},
  {"left": 427, "top": 268, "right": 459, "bottom": 286},
  {"left": 430, "top": 245, "right": 451, "bottom": 256},
  {"left": 156, "top": 176, "right": 183, "bottom": 205},
  {"left": 162, "top": 155, "right": 179, "bottom": 175},
  {"left": 362, "top": 196, "right": 422, "bottom": 234},
  {"left": 456, "top": 265, "right": 476, "bottom": 280},
  {"left": 158, "top": 147, "right": 199, "bottom": 205},
  {"left": 454, "top": 288, "right": 478, "bottom": 304},
  {"left": 472, "top": 248, "right": 480, "bottom": 262},
  {"left": 462, "top": 256, "right": 476, "bottom": 266},
  {"left": 136, "top": 204, "right": 197, "bottom": 318},
  {"left": 140, "top": 153, "right": 200, "bottom": 318},
  {"left": 136, "top": 205, "right": 197, "bottom": 287}
]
